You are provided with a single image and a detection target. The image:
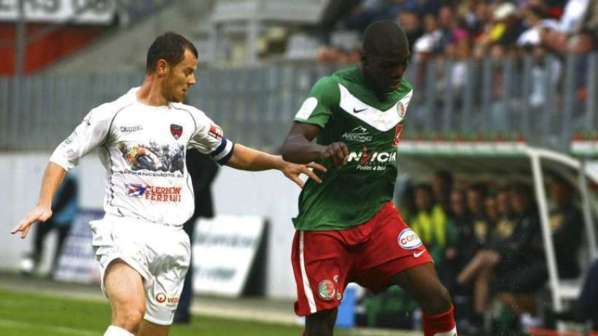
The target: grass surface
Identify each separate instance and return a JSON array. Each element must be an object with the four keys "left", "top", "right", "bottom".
[
  {"left": 0, "top": 288, "right": 305, "bottom": 336},
  {"left": 0, "top": 288, "right": 418, "bottom": 336}
]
